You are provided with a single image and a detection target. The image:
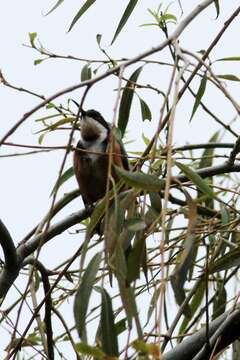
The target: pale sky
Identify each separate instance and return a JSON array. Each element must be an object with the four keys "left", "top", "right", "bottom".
[{"left": 0, "top": 0, "right": 240, "bottom": 357}]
